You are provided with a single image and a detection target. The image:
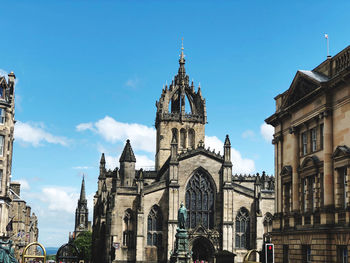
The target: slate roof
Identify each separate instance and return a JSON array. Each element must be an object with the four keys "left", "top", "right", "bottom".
[
  {"left": 119, "top": 139, "right": 136, "bottom": 162},
  {"left": 298, "top": 70, "right": 329, "bottom": 83}
]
